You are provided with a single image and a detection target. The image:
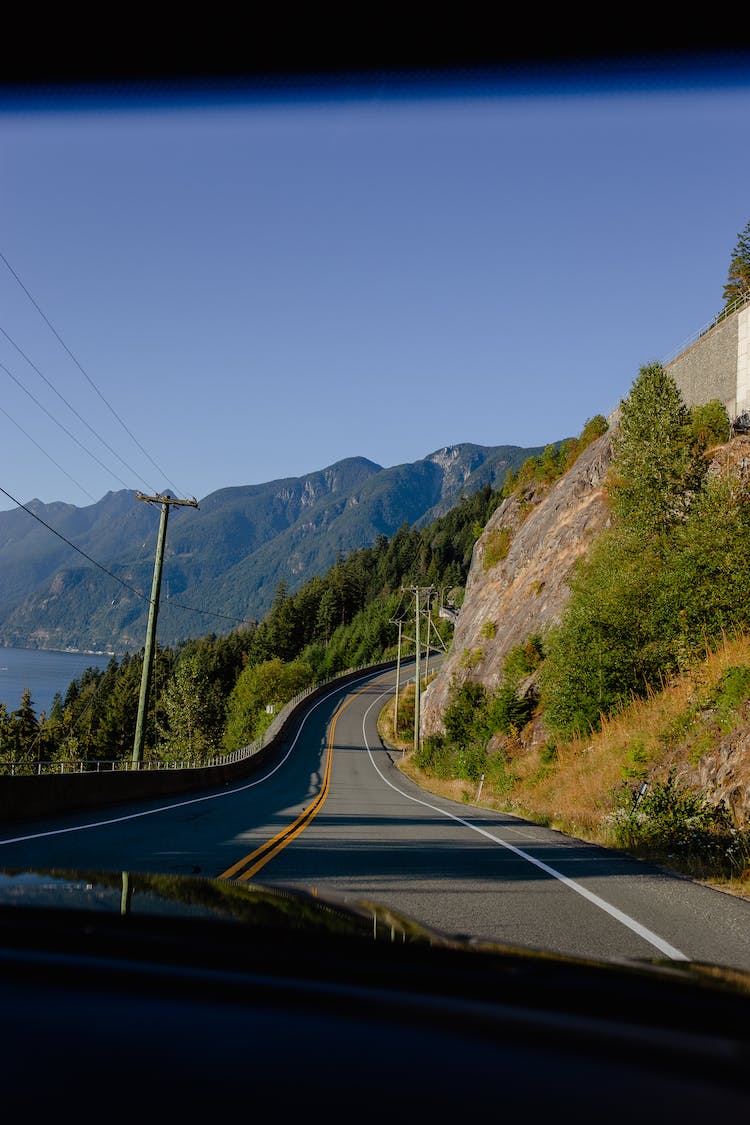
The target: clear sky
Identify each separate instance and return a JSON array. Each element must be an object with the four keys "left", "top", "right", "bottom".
[{"left": 2, "top": 56, "right": 750, "bottom": 512}]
